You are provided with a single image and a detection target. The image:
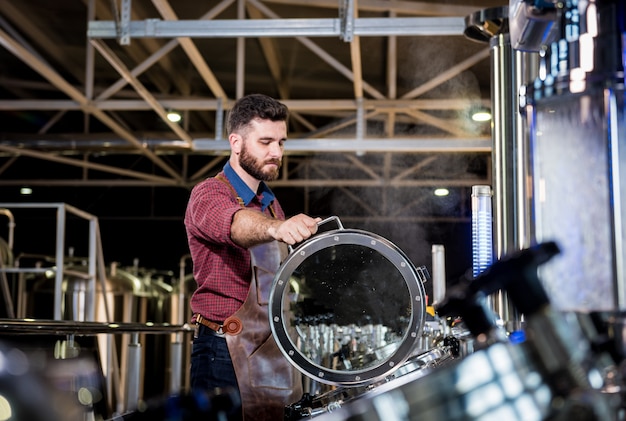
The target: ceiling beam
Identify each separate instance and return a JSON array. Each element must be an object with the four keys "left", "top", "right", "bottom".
[
  {"left": 0, "top": 137, "right": 490, "bottom": 154},
  {"left": 87, "top": 16, "right": 466, "bottom": 39},
  {"left": 0, "top": 144, "right": 179, "bottom": 185},
  {"left": 90, "top": 39, "right": 194, "bottom": 145},
  {"left": 0, "top": 27, "right": 185, "bottom": 182},
  {"left": 0, "top": 98, "right": 489, "bottom": 111},
  {"left": 86, "top": 0, "right": 174, "bottom": 94},
  {"left": 193, "top": 138, "right": 491, "bottom": 152}
]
